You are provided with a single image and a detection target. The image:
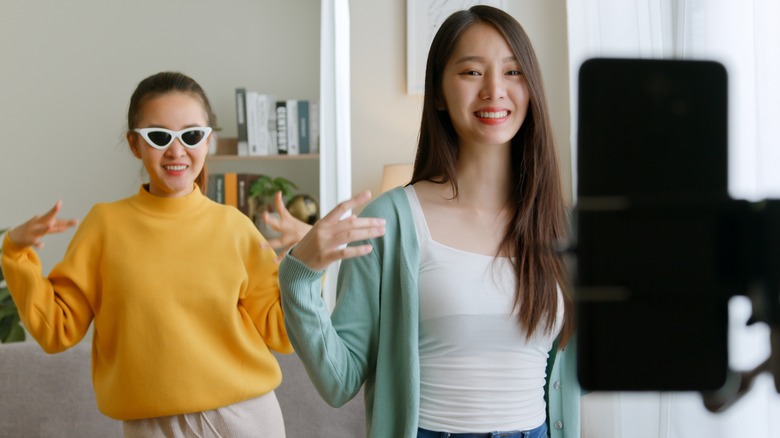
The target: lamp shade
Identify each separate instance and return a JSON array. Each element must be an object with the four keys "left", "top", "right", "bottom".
[{"left": 380, "top": 163, "right": 414, "bottom": 193}]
